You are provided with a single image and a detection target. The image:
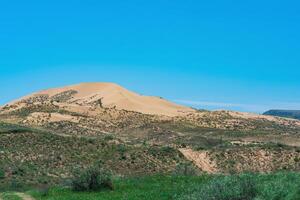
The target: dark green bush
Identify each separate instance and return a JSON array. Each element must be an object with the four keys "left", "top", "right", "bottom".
[
  {"left": 161, "top": 146, "right": 176, "bottom": 154},
  {"left": 71, "top": 163, "right": 113, "bottom": 192},
  {"left": 0, "top": 168, "right": 5, "bottom": 179},
  {"left": 117, "top": 144, "right": 127, "bottom": 154},
  {"left": 38, "top": 185, "right": 50, "bottom": 197},
  {"left": 10, "top": 178, "right": 24, "bottom": 191},
  {"left": 104, "top": 135, "right": 114, "bottom": 141}
]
